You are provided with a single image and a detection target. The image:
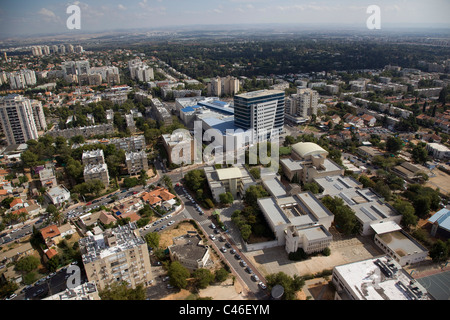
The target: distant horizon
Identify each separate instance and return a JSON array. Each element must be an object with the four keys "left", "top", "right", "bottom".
[
  {"left": 0, "top": 0, "right": 449, "bottom": 39},
  {"left": 1, "top": 21, "right": 450, "bottom": 42}
]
